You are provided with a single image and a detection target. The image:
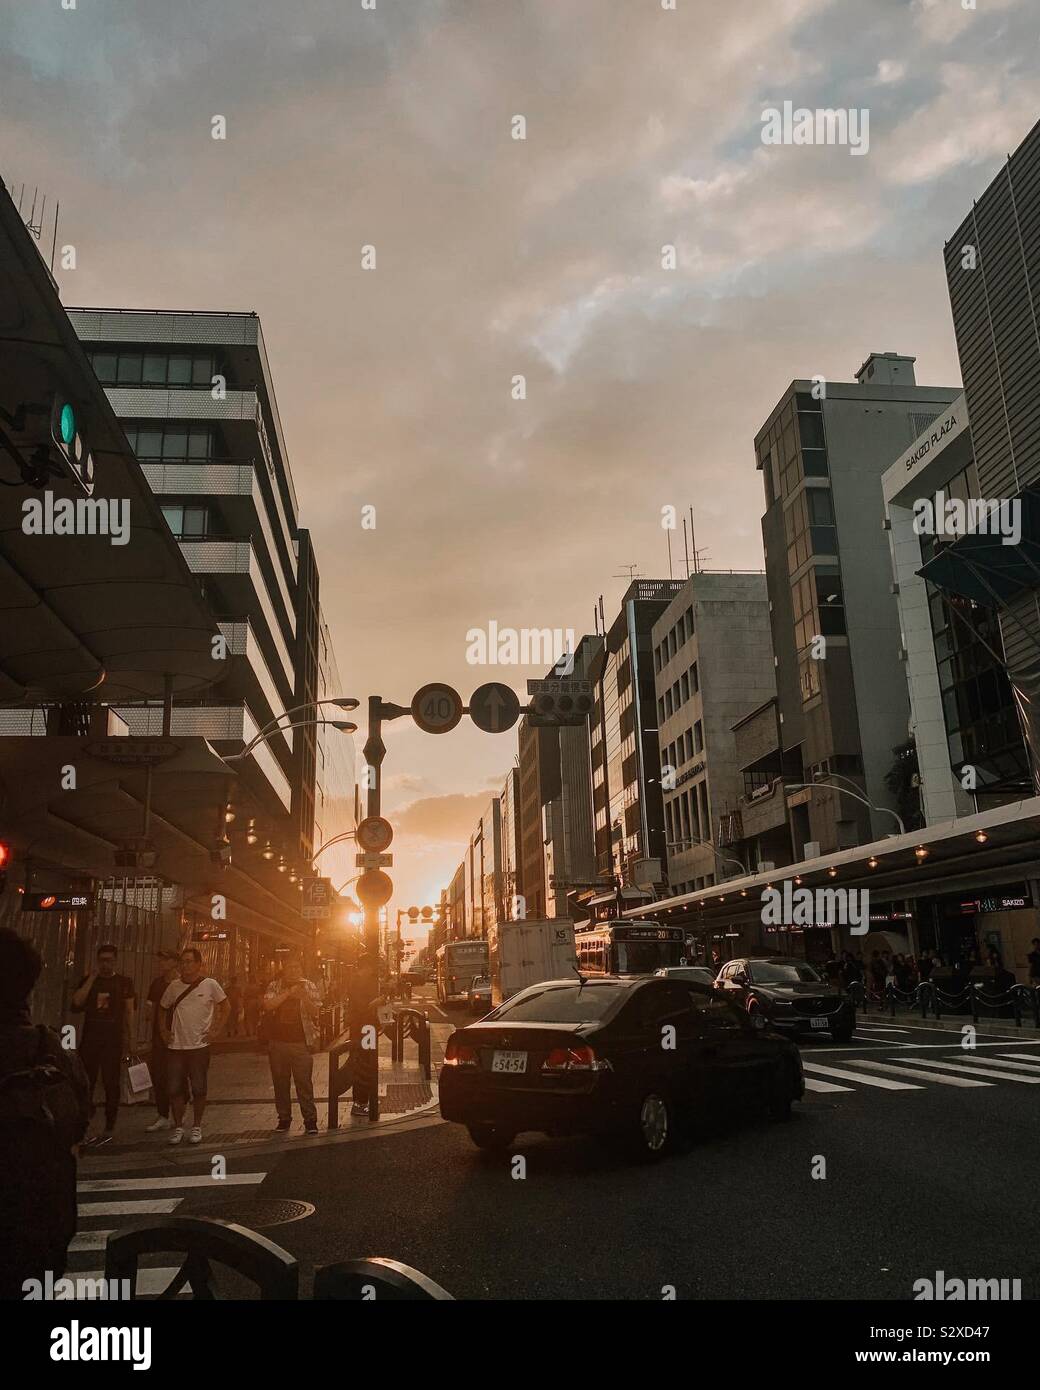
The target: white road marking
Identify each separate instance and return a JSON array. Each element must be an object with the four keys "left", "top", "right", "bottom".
[
  {"left": 956, "top": 1055, "right": 1040, "bottom": 1074},
  {"left": 78, "top": 1198, "right": 182, "bottom": 1217},
  {"left": 855, "top": 1025, "right": 912, "bottom": 1033},
  {"left": 843, "top": 1059, "right": 989, "bottom": 1087},
  {"left": 74, "top": 1267, "right": 186, "bottom": 1296},
  {"left": 78, "top": 1172, "right": 266, "bottom": 1193},
  {"left": 801, "top": 1062, "right": 920, "bottom": 1090},
  {"left": 996, "top": 1053, "right": 1040, "bottom": 1066},
  {"left": 69, "top": 1230, "right": 115, "bottom": 1252},
  {"left": 803, "top": 1076, "right": 853, "bottom": 1093},
  {"left": 898, "top": 1056, "right": 1040, "bottom": 1084}
]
